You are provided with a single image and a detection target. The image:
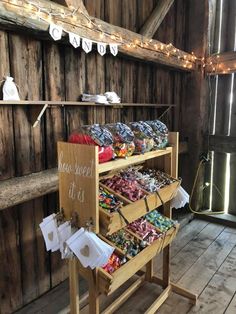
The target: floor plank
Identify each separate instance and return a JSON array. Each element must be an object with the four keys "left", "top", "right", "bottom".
[
  {"left": 177, "top": 230, "right": 236, "bottom": 295},
  {"left": 15, "top": 220, "right": 236, "bottom": 314},
  {"left": 170, "top": 223, "right": 224, "bottom": 282},
  {"left": 188, "top": 246, "right": 236, "bottom": 313},
  {"left": 225, "top": 292, "right": 236, "bottom": 314},
  {"left": 154, "top": 219, "right": 209, "bottom": 274}
]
